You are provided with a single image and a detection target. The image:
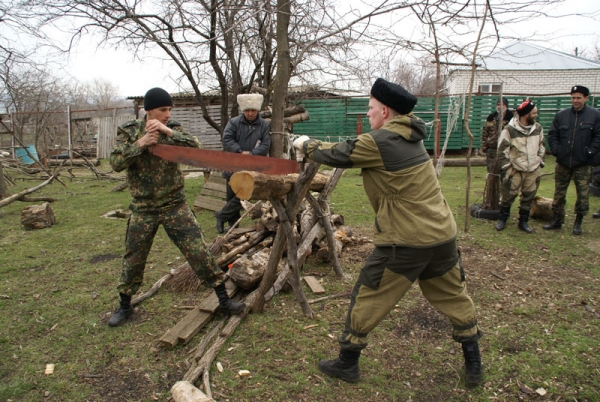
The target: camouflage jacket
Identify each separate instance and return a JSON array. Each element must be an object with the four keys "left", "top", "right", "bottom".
[
  {"left": 110, "top": 118, "right": 200, "bottom": 212},
  {"left": 481, "top": 110, "right": 513, "bottom": 151},
  {"left": 301, "top": 114, "right": 456, "bottom": 248},
  {"left": 497, "top": 116, "right": 545, "bottom": 172}
]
